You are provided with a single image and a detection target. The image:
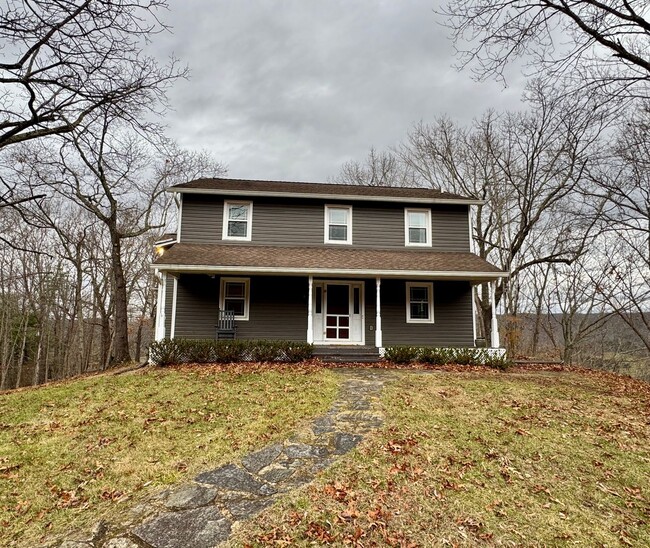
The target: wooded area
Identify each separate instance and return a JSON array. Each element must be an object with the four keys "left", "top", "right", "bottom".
[{"left": 1, "top": 0, "right": 648, "bottom": 388}]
